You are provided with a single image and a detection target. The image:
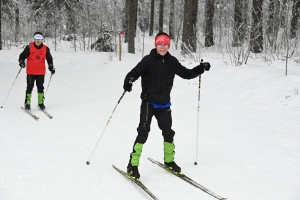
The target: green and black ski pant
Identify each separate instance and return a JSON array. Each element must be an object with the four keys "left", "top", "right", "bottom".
[
  {"left": 128, "top": 101, "right": 176, "bottom": 166},
  {"left": 25, "top": 74, "right": 45, "bottom": 104}
]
